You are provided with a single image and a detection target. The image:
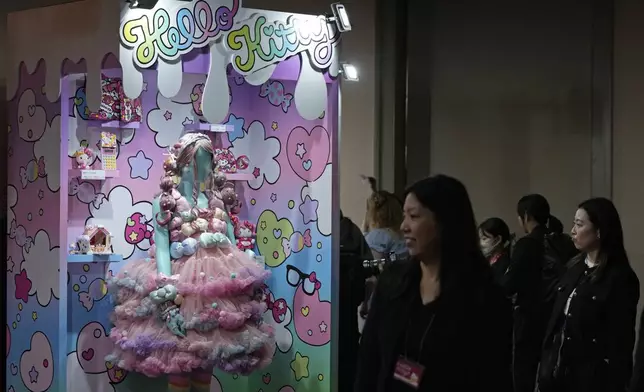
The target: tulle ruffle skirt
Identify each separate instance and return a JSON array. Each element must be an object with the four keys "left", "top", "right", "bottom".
[{"left": 107, "top": 245, "right": 275, "bottom": 377}]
